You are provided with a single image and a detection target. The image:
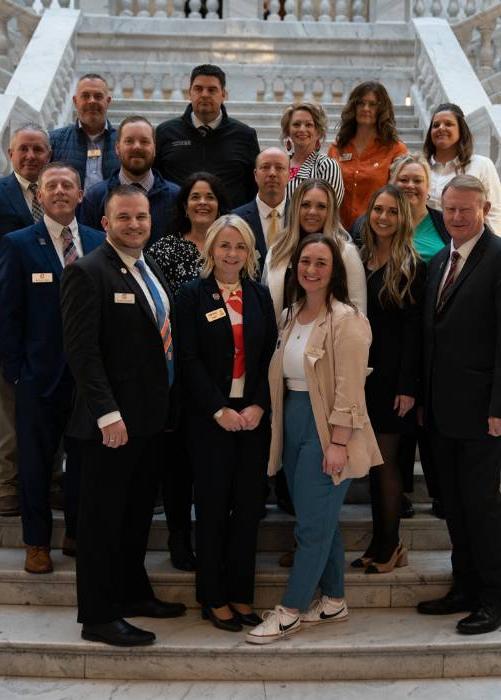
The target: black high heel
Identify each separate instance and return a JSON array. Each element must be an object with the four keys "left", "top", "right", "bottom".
[{"left": 201, "top": 606, "right": 243, "bottom": 632}]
